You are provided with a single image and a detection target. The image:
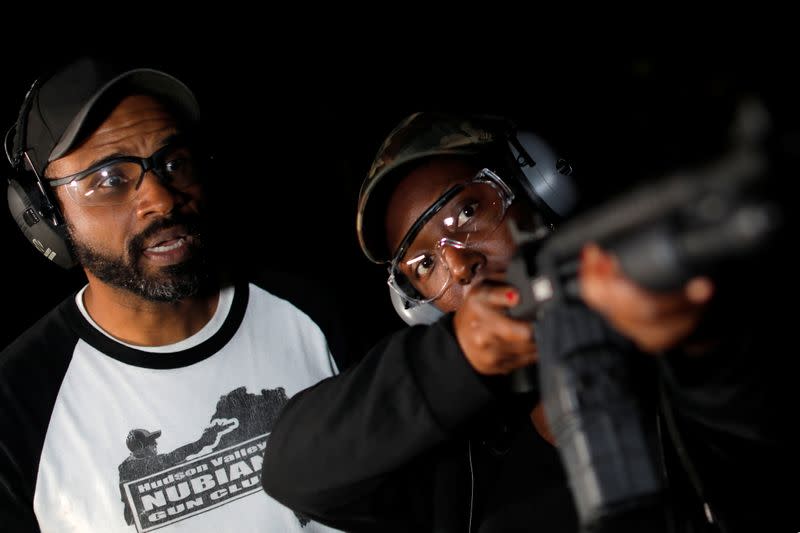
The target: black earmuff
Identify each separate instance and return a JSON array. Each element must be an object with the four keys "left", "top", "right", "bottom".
[
  {"left": 5, "top": 79, "right": 76, "bottom": 269},
  {"left": 7, "top": 176, "right": 74, "bottom": 269}
]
